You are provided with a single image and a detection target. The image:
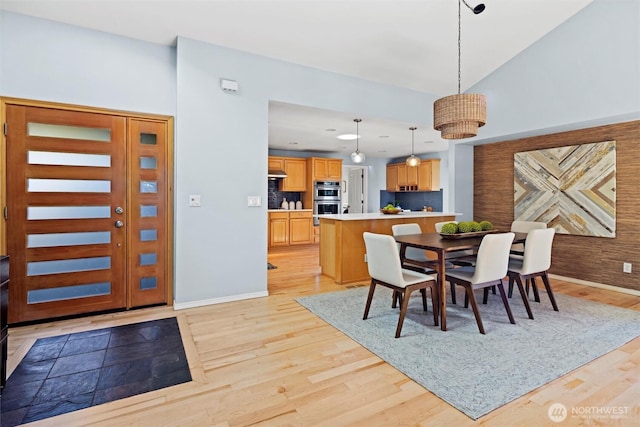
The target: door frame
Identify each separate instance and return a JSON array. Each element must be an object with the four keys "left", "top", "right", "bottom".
[{"left": 0, "top": 97, "right": 175, "bottom": 306}]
